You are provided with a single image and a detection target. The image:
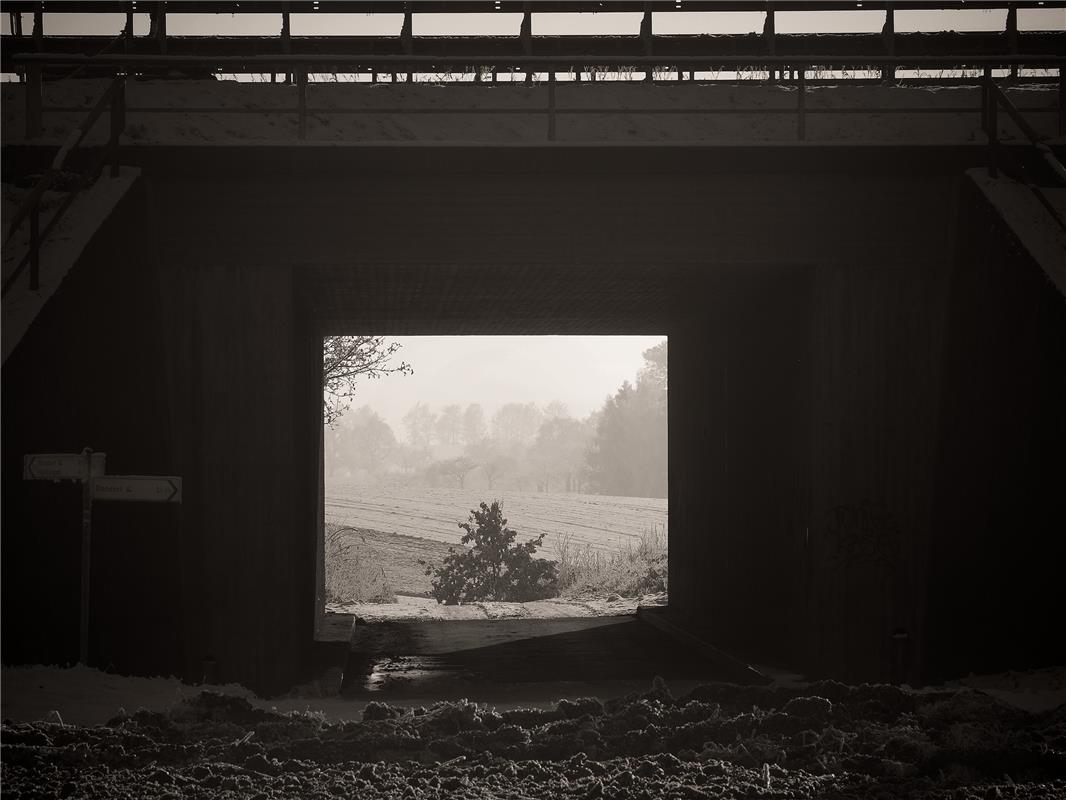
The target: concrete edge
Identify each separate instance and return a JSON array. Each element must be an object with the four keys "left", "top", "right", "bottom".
[{"left": 636, "top": 606, "right": 772, "bottom": 686}]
